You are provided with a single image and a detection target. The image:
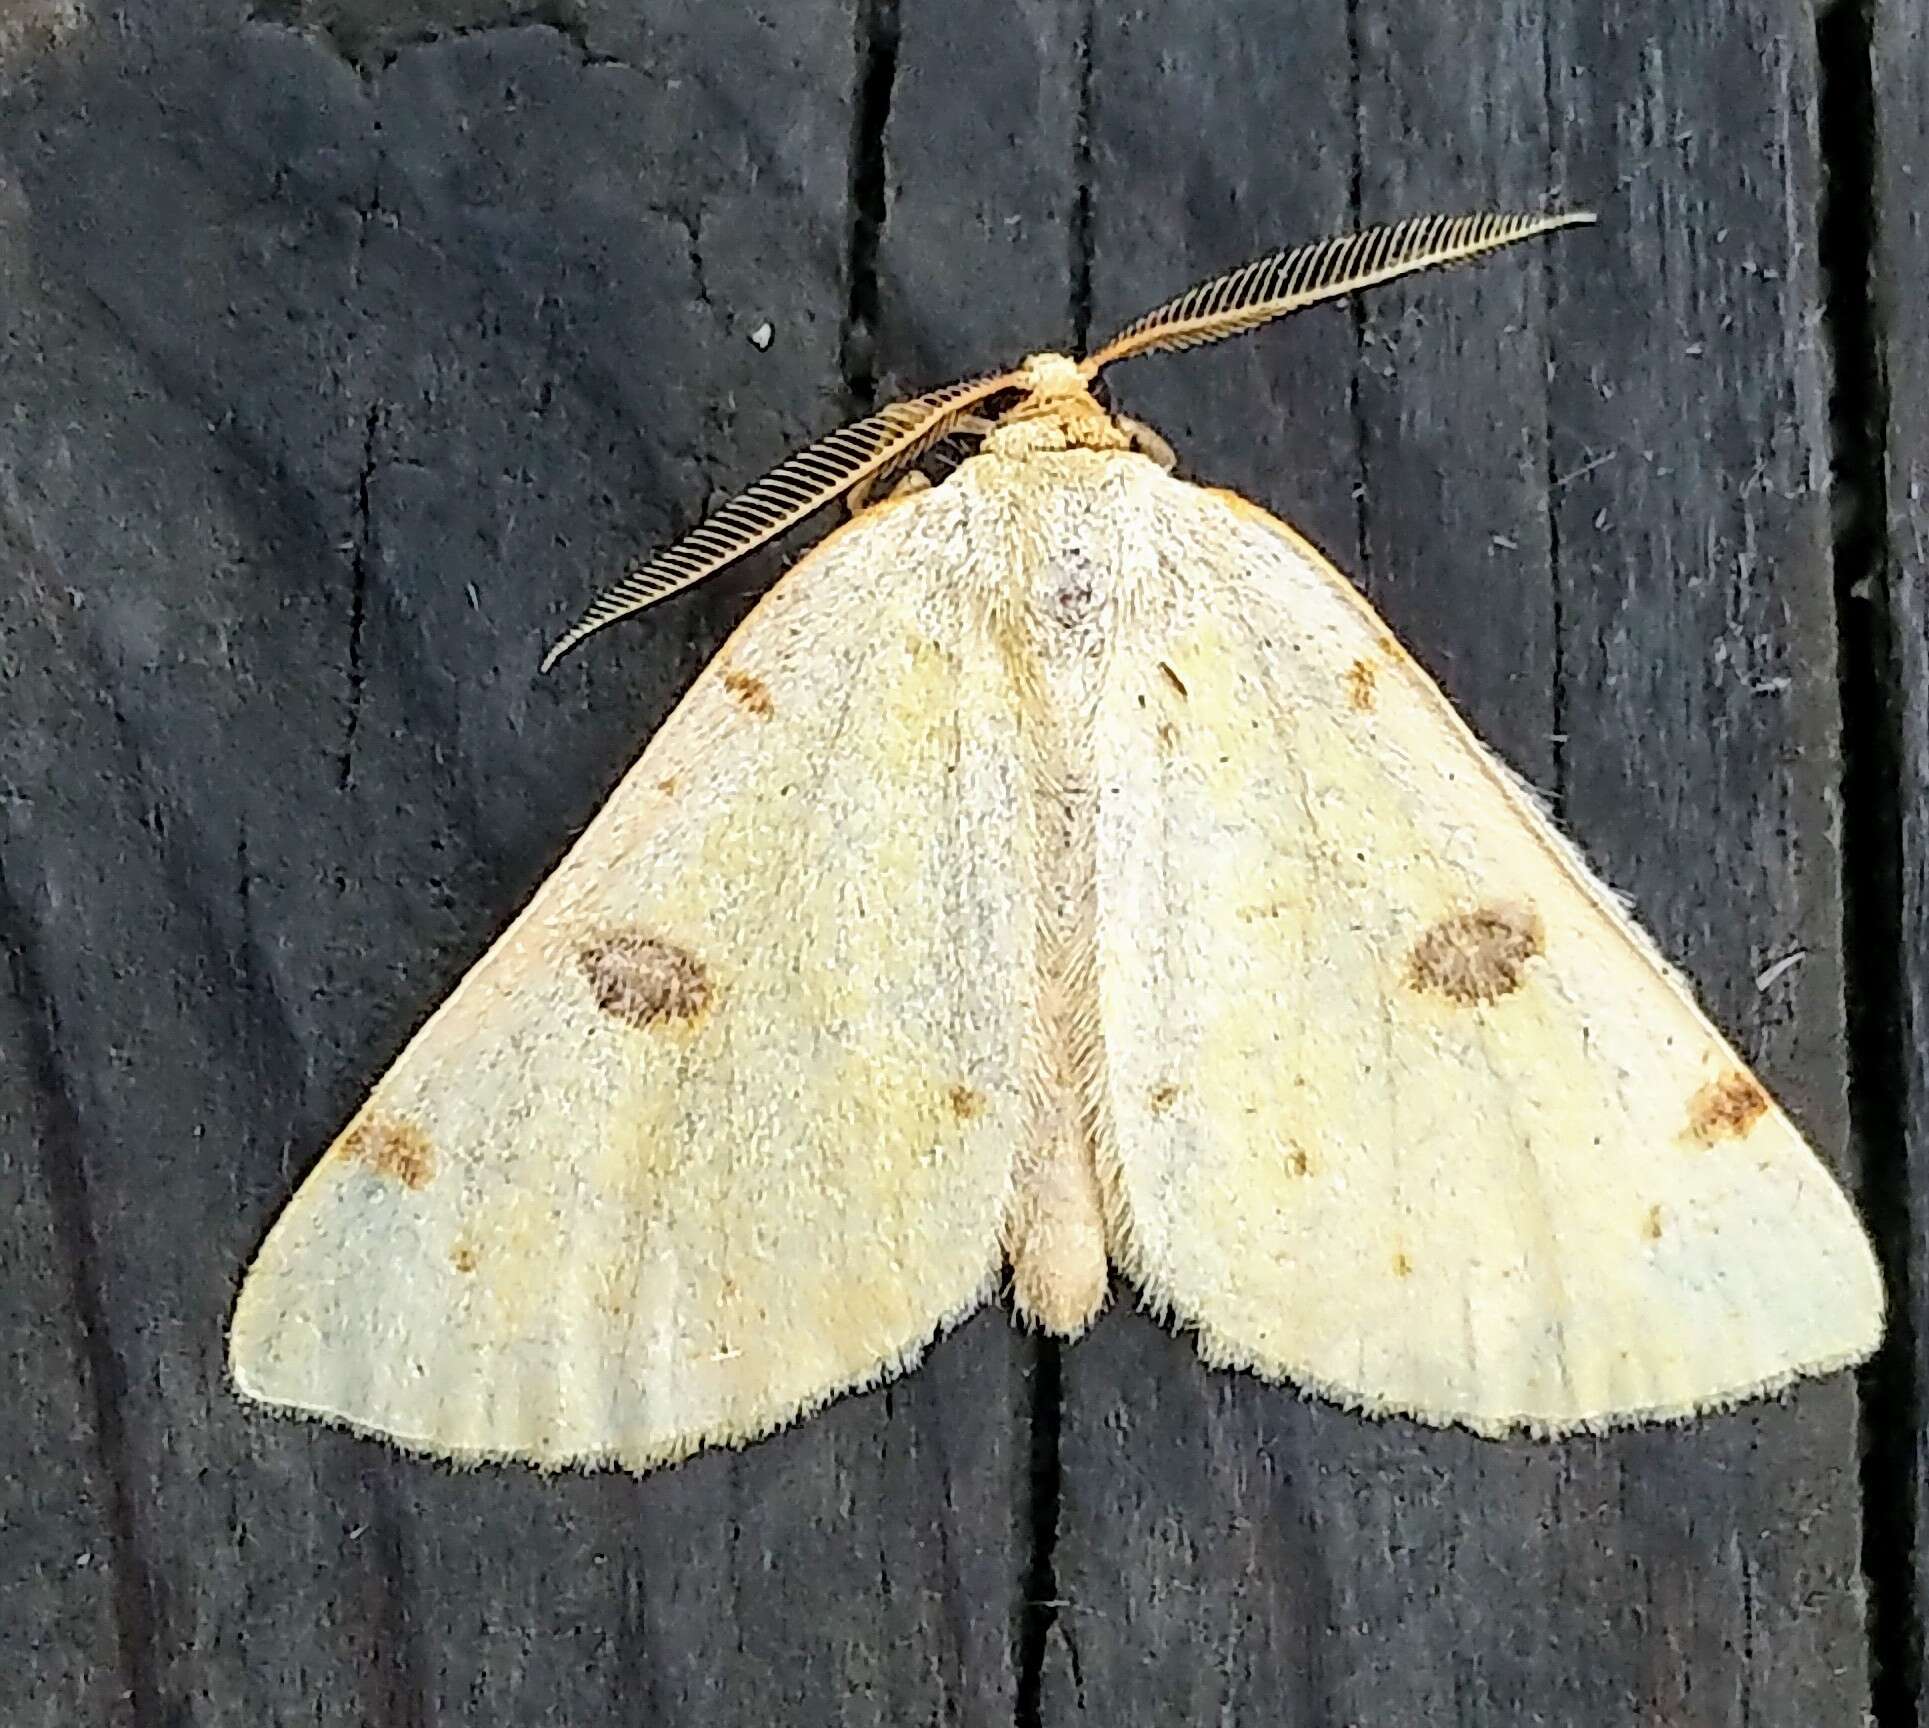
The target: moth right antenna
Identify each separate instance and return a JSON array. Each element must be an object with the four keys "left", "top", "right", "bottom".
[
  {"left": 1080, "top": 208, "right": 1595, "bottom": 377},
  {"left": 542, "top": 372, "right": 1020, "bottom": 669}
]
